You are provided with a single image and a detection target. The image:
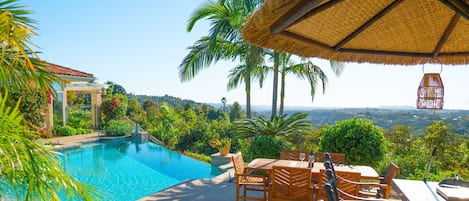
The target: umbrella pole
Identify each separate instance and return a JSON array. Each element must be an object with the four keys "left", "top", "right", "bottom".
[{"left": 424, "top": 146, "right": 437, "bottom": 183}]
